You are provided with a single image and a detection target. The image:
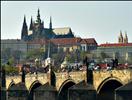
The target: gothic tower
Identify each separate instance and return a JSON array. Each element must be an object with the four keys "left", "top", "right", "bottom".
[
  {"left": 124, "top": 32, "right": 128, "bottom": 43},
  {"left": 49, "top": 16, "right": 52, "bottom": 30},
  {"left": 118, "top": 30, "right": 123, "bottom": 43},
  {"left": 21, "top": 15, "right": 28, "bottom": 41},
  {"left": 34, "top": 8, "right": 44, "bottom": 30},
  {"left": 29, "top": 16, "right": 33, "bottom": 30},
  {"left": 36, "top": 8, "right": 41, "bottom": 24}
]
